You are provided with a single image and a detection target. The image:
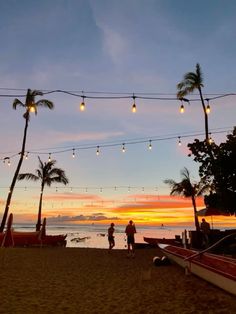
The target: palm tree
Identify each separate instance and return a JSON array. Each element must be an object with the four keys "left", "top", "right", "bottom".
[
  {"left": 0, "top": 89, "right": 54, "bottom": 232},
  {"left": 164, "top": 168, "right": 208, "bottom": 231},
  {"left": 18, "top": 157, "right": 69, "bottom": 231},
  {"left": 177, "top": 63, "right": 209, "bottom": 142}
]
